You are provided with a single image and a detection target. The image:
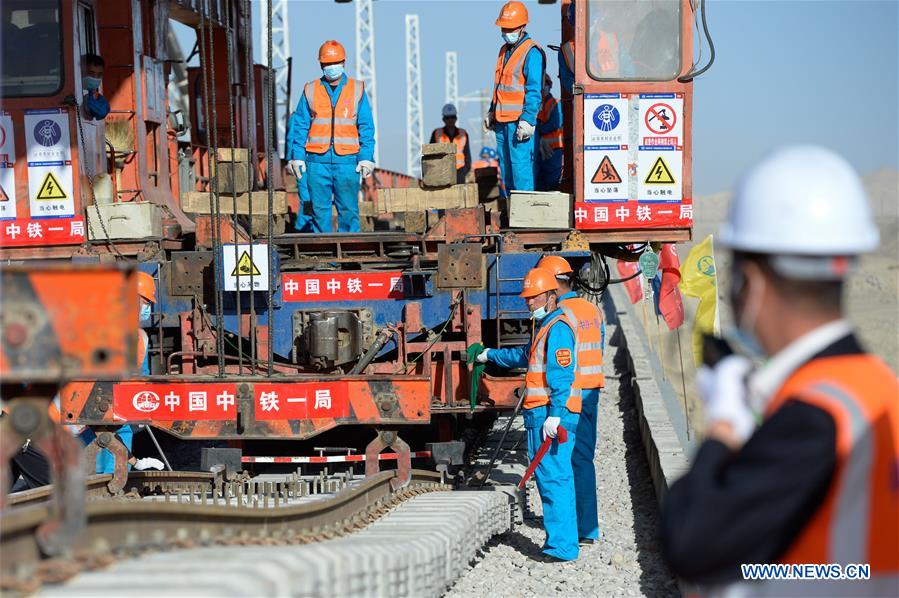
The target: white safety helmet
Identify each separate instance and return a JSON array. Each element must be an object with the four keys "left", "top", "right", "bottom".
[
  {"left": 442, "top": 103, "right": 458, "bottom": 118},
  {"left": 719, "top": 145, "right": 879, "bottom": 279}
]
